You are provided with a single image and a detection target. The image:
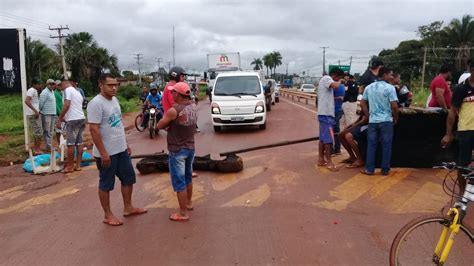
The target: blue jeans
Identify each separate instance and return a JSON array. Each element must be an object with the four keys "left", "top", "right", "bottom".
[
  {"left": 365, "top": 122, "right": 393, "bottom": 174},
  {"left": 333, "top": 110, "right": 343, "bottom": 152},
  {"left": 169, "top": 148, "right": 195, "bottom": 192}
]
